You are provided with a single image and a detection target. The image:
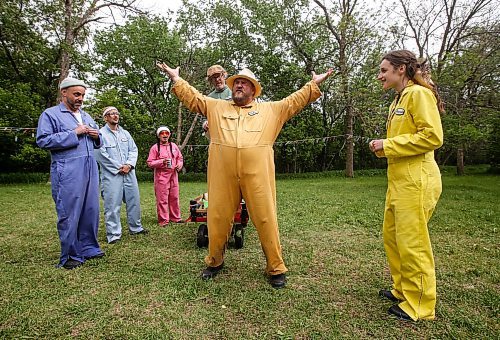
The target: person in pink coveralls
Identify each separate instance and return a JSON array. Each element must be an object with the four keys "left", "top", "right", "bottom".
[{"left": 147, "top": 126, "right": 184, "bottom": 226}]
